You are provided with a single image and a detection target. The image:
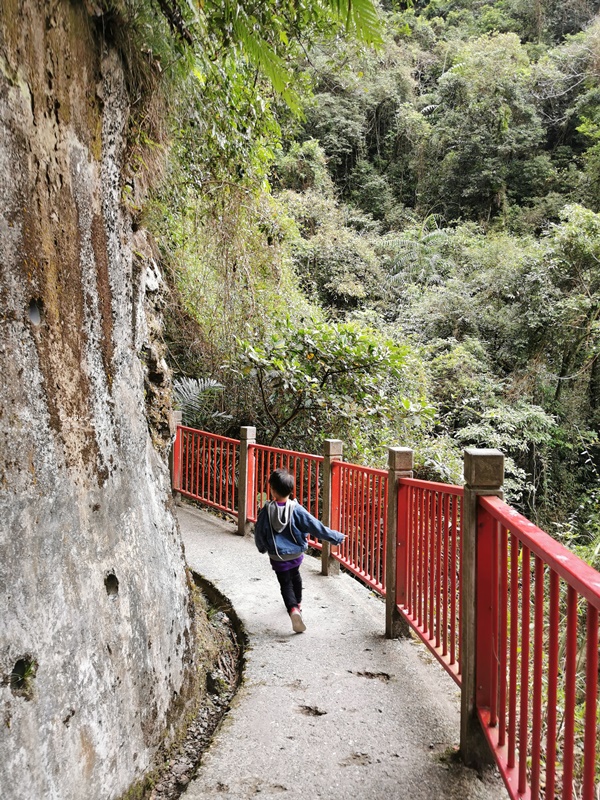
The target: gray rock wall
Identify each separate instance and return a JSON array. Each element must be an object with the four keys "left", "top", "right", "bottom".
[{"left": 0, "top": 2, "right": 195, "bottom": 797}]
